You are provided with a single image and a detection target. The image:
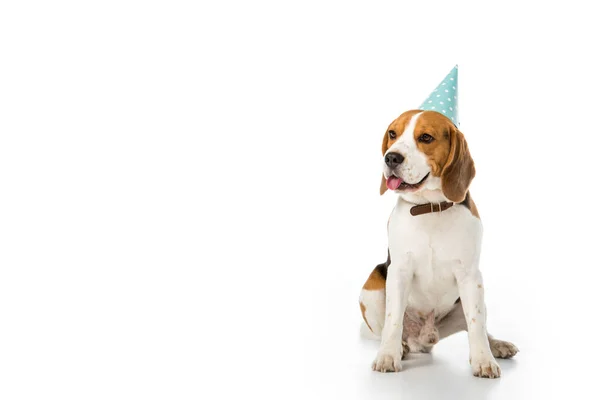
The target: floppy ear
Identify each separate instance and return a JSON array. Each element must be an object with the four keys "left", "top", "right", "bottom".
[
  {"left": 379, "top": 132, "right": 390, "bottom": 195},
  {"left": 380, "top": 175, "right": 387, "bottom": 195},
  {"left": 441, "top": 126, "right": 476, "bottom": 202}
]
